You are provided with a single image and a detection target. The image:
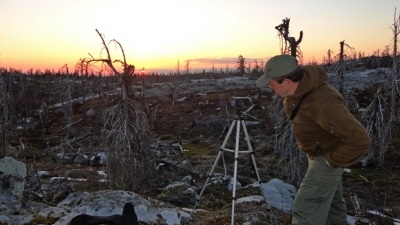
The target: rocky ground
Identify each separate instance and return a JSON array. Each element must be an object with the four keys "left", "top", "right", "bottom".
[{"left": 2, "top": 71, "right": 400, "bottom": 224}]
